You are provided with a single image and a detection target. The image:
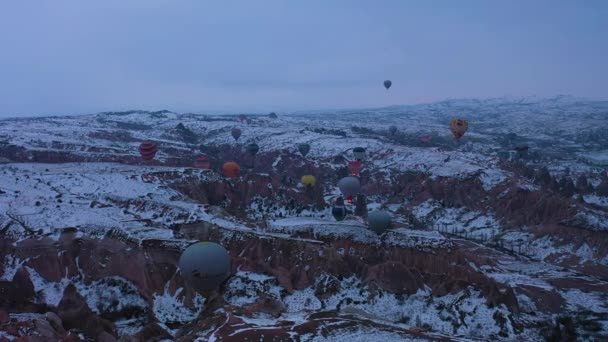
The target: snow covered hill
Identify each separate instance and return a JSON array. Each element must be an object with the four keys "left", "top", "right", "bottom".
[{"left": 1, "top": 96, "right": 607, "bottom": 341}]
